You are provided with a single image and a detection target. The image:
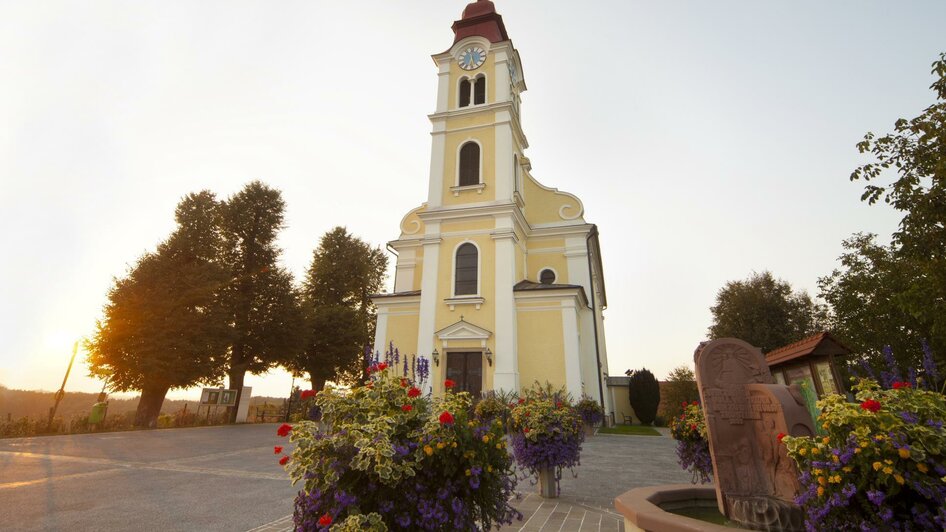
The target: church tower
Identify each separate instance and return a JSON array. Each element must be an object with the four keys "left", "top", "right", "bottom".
[{"left": 372, "top": 0, "right": 611, "bottom": 413}]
